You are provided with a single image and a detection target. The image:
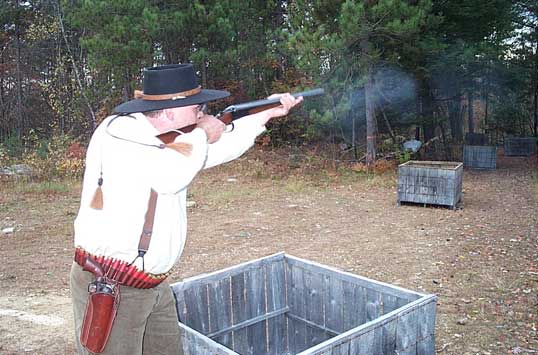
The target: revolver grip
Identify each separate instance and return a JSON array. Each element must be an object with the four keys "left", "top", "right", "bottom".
[{"left": 81, "top": 256, "right": 104, "bottom": 278}]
